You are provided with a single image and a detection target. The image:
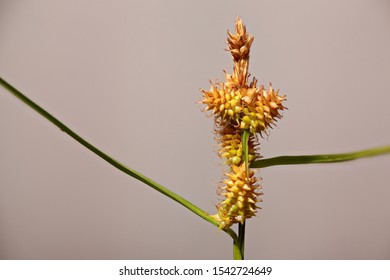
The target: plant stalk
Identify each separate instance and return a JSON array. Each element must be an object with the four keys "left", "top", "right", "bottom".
[
  {"left": 236, "top": 129, "right": 249, "bottom": 260},
  {"left": 238, "top": 221, "right": 246, "bottom": 259}
]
